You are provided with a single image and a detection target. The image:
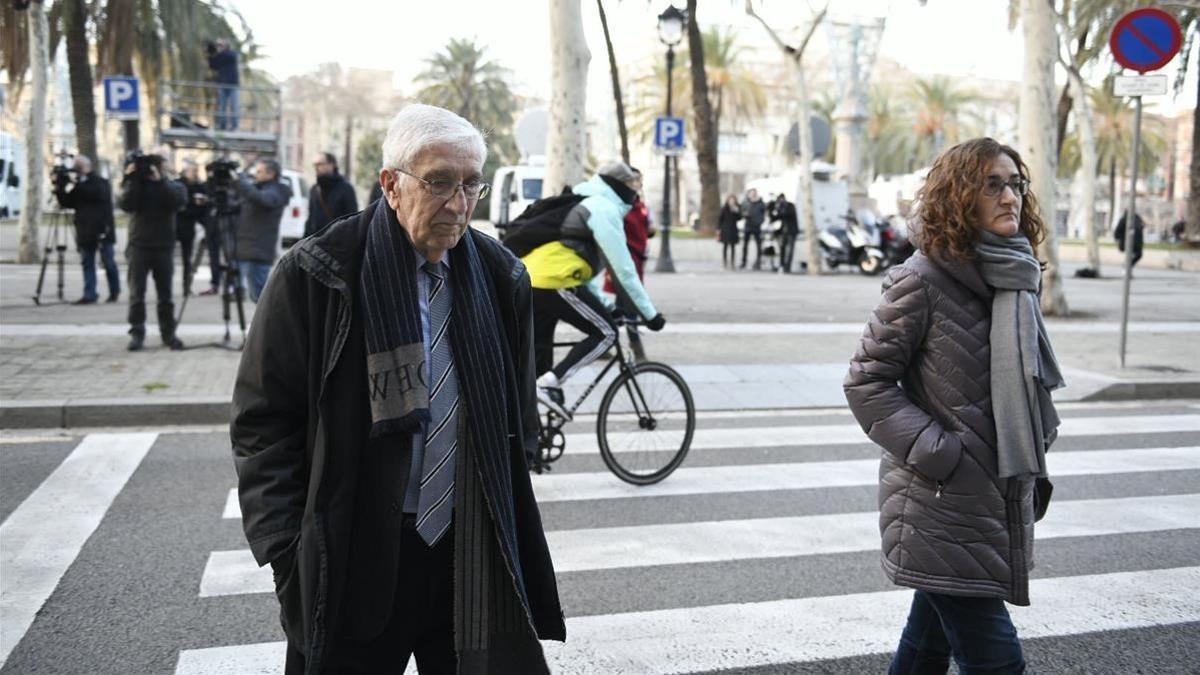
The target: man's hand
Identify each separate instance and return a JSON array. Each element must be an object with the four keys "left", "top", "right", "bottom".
[
  {"left": 147, "top": 166, "right": 161, "bottom": 182},
  {"left": 646, "top": 313, "right": 666, "bottom": 332},
  {"left": 124, "top": 163, "right": 137, "bottom": 176}
]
